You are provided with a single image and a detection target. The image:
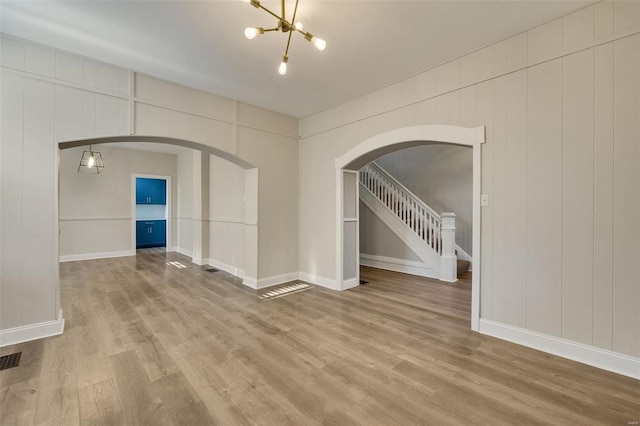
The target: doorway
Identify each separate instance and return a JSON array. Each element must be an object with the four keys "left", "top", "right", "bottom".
[
  {"left": 133, "top": 175, "right": 170, "bottom": 250},
  {"left": 334, "top": 124, "right": 485, "bottom": 331}
]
